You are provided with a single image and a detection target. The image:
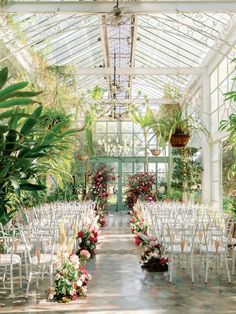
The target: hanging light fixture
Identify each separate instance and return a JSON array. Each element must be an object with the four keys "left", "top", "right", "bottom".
[{"left": 107, "top": 52, "right": 131, "bottom": 120}]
